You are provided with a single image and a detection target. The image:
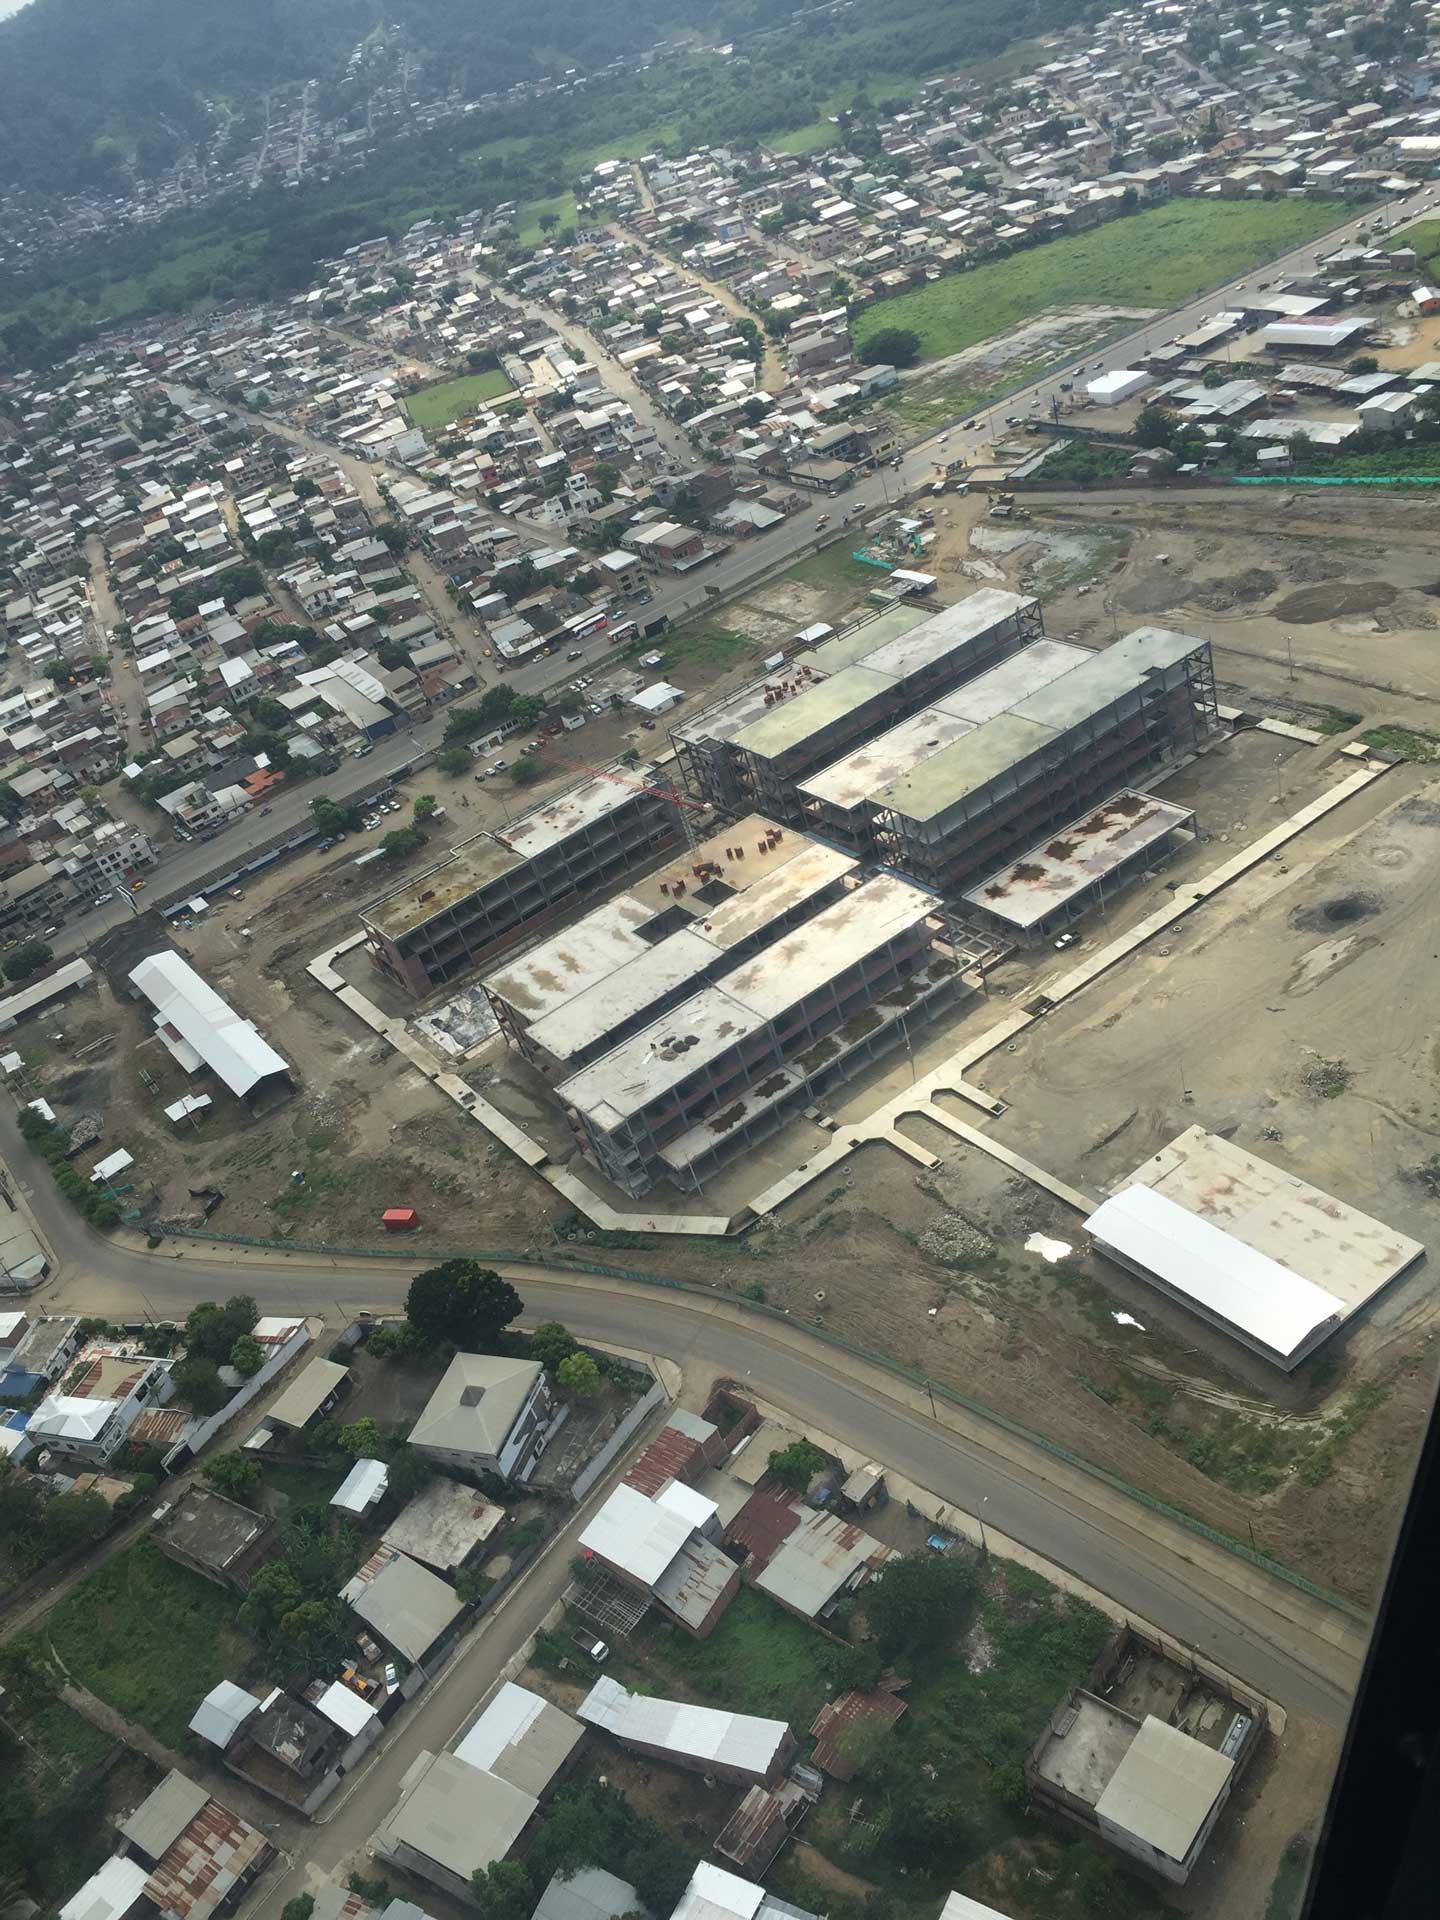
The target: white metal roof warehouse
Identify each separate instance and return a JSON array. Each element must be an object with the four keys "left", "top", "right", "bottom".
[
  {"left": 1086, "top": 1127, "right": 1425, "bottom": 1369},
  {"left": 128, "top": 951, "right": 291, "bottom": 1101}
]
